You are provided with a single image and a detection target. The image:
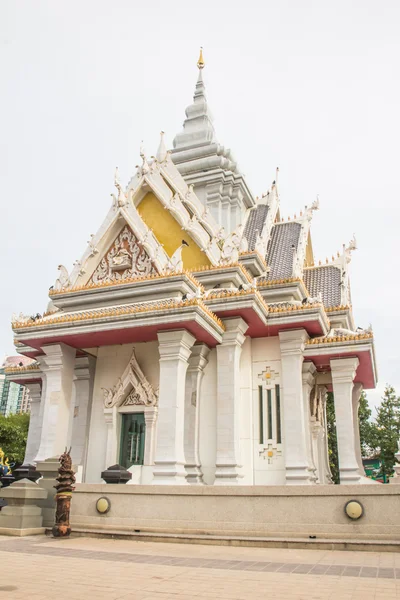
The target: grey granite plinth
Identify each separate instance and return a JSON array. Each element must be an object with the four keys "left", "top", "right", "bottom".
[{"left": 0, "top": 478, "right": 47, "bottom": 535}]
